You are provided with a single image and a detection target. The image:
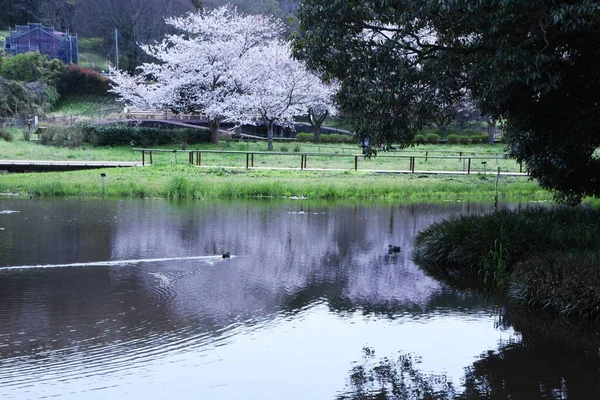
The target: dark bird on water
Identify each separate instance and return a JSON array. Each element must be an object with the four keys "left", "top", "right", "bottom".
[
  {"left": 222, "top": 252, "right": 231, "bottom": 259},
  {"left": 388, "top": 245, "right": 401, "bottom": 253}
]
